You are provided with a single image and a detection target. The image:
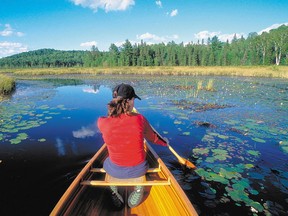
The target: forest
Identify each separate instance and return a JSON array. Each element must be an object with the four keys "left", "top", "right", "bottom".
[{"left": 0, "top": 25, "right": 287, "bottom": 68}]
